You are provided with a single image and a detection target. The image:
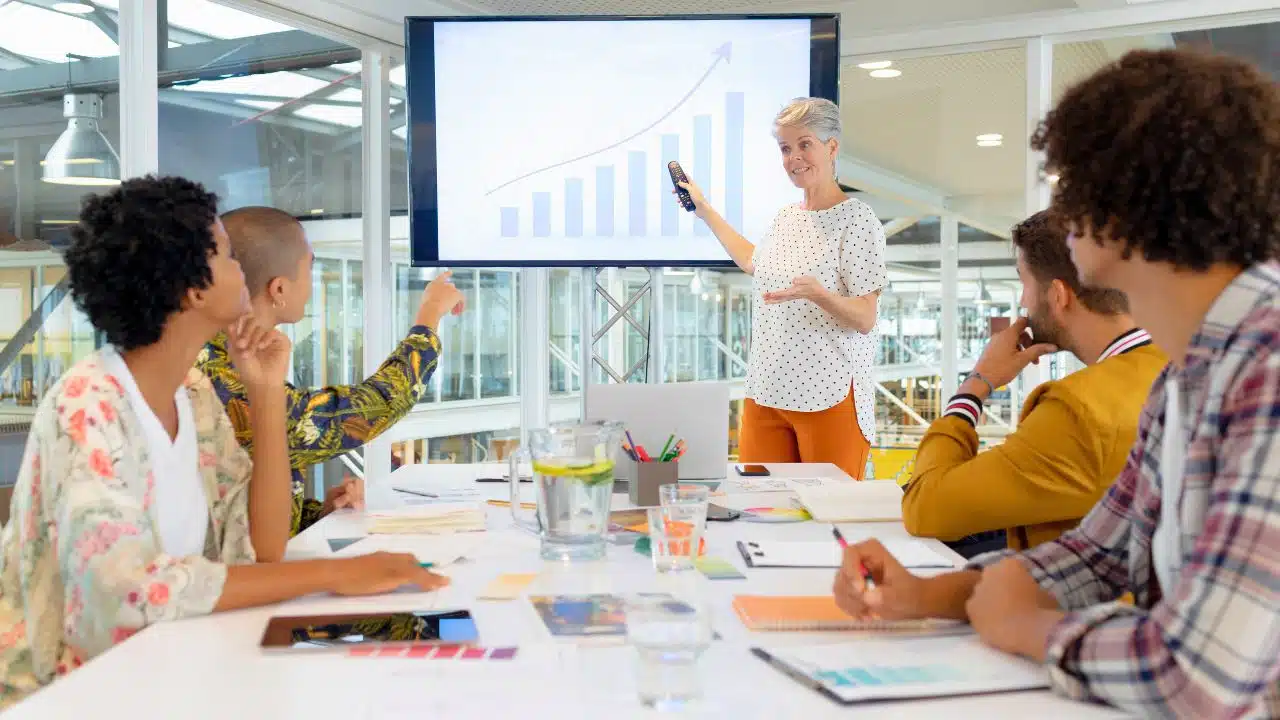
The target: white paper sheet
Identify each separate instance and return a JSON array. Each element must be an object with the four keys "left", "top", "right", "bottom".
[
  {"left": 334, "top": 534, "right": 485, "bottom": 567},
  {"left": 367, "top": 502, "right": 487, "bottom": 534},
  {"left": 741, "top": 539, "right": 954, "bottom": 569}
]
